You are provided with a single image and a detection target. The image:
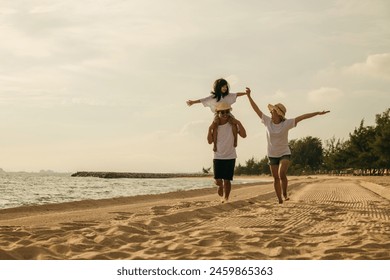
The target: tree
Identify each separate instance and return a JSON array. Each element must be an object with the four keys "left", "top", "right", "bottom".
[
  {"left": 258, "top": 156, "right": 271, "bottom": 175},
  {"left": 289, "top": 136, "right": 323, "bottom": 174},
  {"left": 322, "top": 109, "right": 389, "bottom": 175},
  {"left": 235, "top": 156, "right": 270, "bottom": 175},
  {"left": 348, "top": 120, "right": 378, "bottom": 174},
  {"left": 323, "top": 136, "right": 349, "bottom": 173},
  {"left": 372, "top": 108, "right": 390, "bottom": 173}
]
